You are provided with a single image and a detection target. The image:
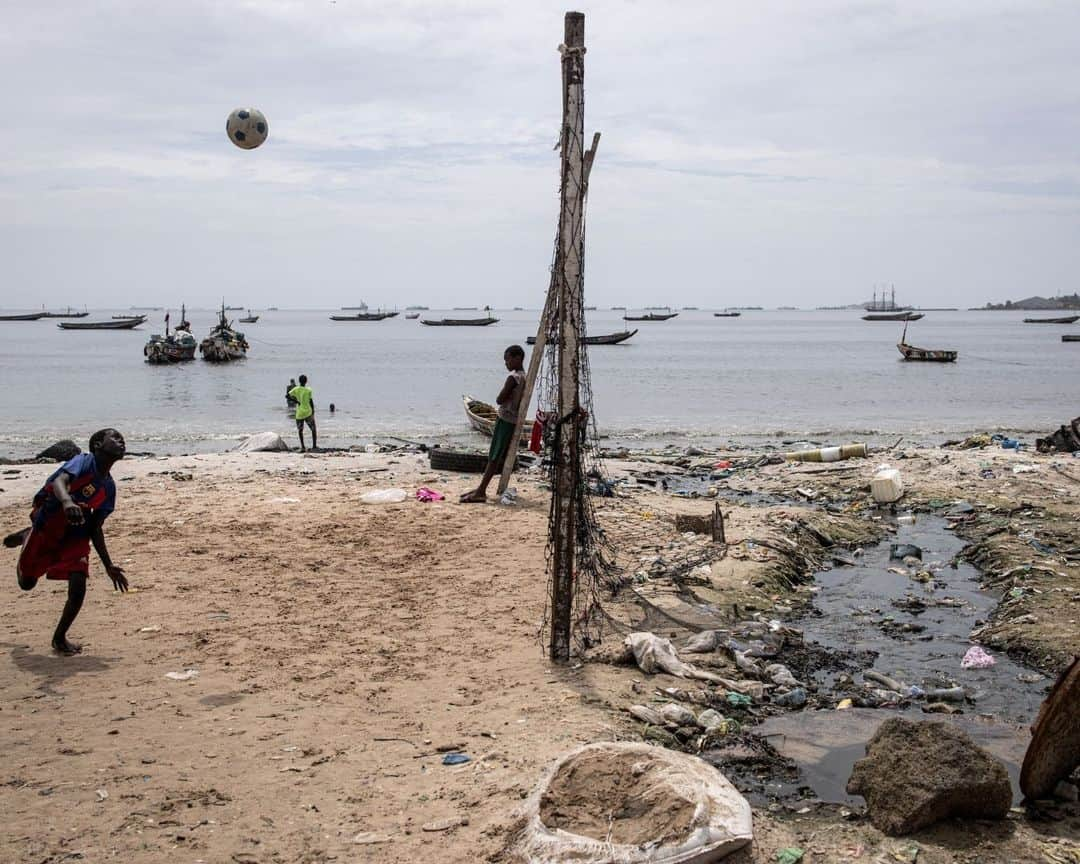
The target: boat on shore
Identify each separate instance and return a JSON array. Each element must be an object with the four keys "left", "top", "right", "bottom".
[
  {"left": 526, "top": 329, "right": 637, "bottom": 346},
  {"left": 60, "top": 316, "right": 146, "bottom": 330},
  {"left": 713, "top": 311, "right": 741, "bottom": 318},
  {"left": 624, "top": 310, "right": 678, "bottom": 321},
  {"left": 330, "top": 311, "right": 398, "bottom": 321},
  {"left": 144, "top": 312, "right": 197, "bottom": 364},
  {"left": 1024, "top": 315, "right": 1080, "bottom": 324},
  {"left": 199, "top": 305, "right": 248, "bottom": 361},
  {"left": 421, "top": 317, "right": 498, "bottom": 326},
  {"left": 864, "top": 311, "right": 923, "bottom": 321},
  {"left": 463, "top": 395, "right": 535, "bottom": 442},
  {"left": 897, "top": 322, "right": 957, "bottom": 362},
  {"left": 0, "top": 312, "right": 46, "bottom": 321},
  {"left": 239, "top": 310, "right": 260, "bottom": 323}
]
